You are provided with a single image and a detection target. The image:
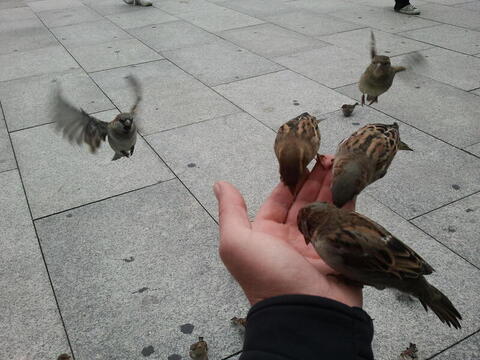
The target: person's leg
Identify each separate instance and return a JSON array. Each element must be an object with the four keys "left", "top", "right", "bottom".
[
  {"left": 394, "top": 0, "right": 421, "bottom": 14},
  {"left": 394, "top": 0, "right": 410, "bottom": 10}
]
